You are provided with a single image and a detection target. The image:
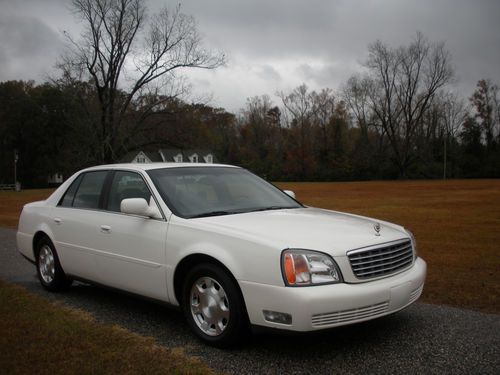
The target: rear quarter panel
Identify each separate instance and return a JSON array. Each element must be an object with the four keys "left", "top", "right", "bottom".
[{"left": 17, "top": 202, "right": 54, "bottom": 261}]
